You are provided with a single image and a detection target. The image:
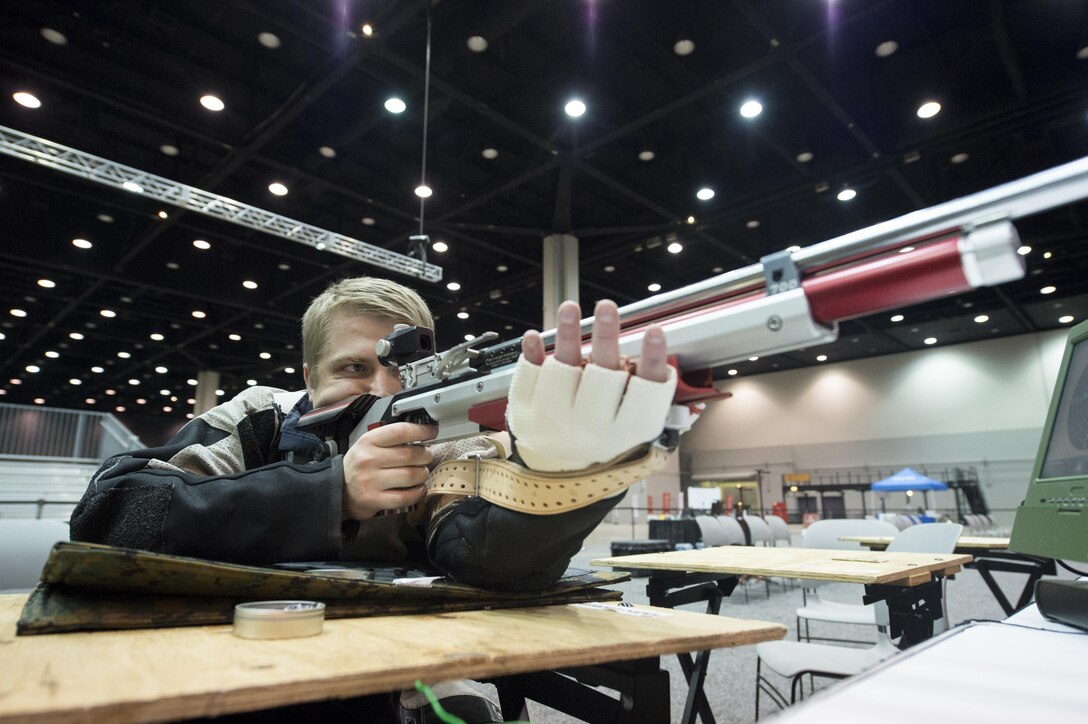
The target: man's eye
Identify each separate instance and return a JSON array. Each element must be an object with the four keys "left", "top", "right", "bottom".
[{"left": 345, "top": 364, "right": 368, "bottom": 374}]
